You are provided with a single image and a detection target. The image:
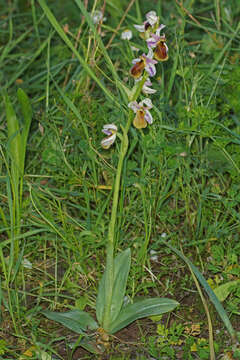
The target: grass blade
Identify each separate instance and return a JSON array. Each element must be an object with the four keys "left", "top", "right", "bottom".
[
  {"left": 4, "top": 93, "right": 21, "bottom": 175},
  {"left": 17, "top": 88, "right": 33, "bottom": 174},
  {"left": 160, "top": 239, "right": 237, "bottom": 342},
  {"left": 38, "top": 0, "right": 117, "bottom": 105}
]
